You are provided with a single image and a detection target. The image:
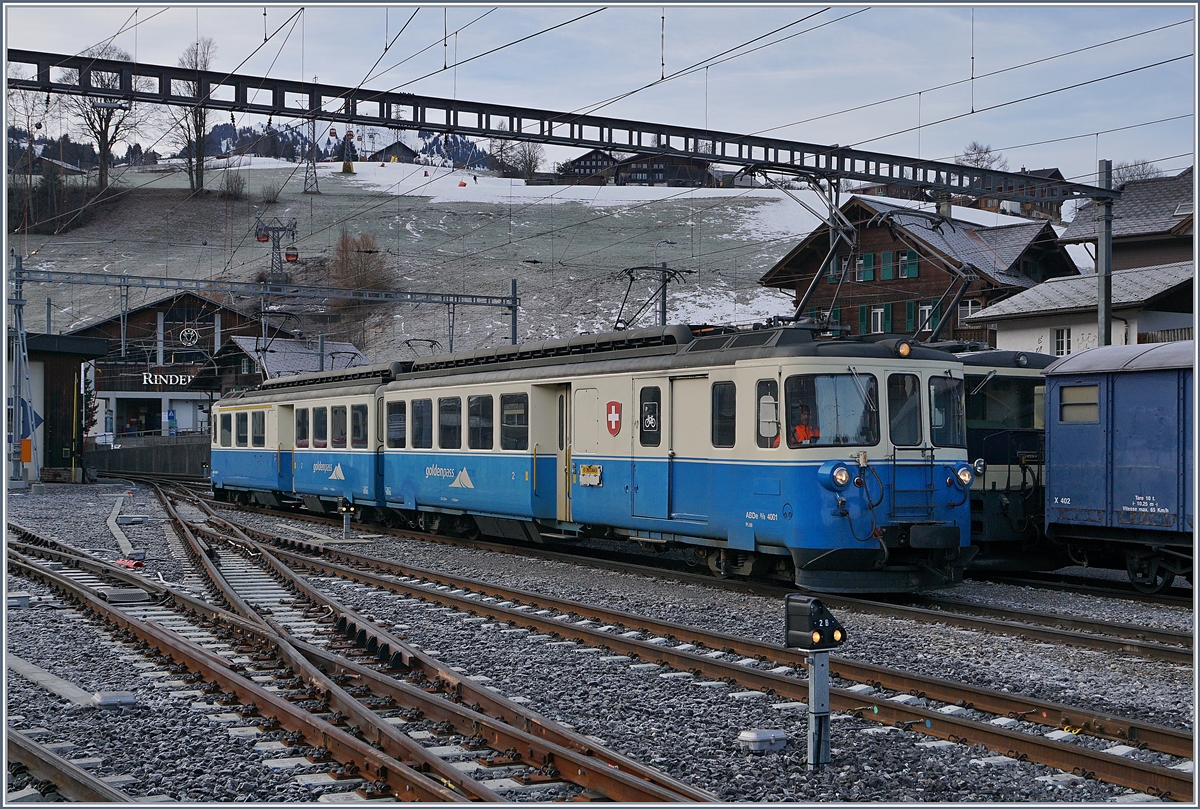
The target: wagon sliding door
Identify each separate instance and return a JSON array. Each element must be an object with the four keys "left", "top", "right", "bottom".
[{"left": 632, "top": 377, "right": 669, "bottom": 518}]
